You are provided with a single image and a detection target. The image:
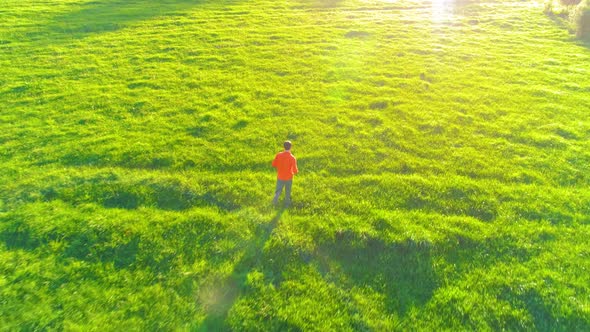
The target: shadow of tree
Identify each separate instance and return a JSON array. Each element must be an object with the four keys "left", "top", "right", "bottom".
[
  {"left": 36, "top": 173, "right": 243, "bottom": 212},
  {"left": 578, "top": 37, "right": 590, "bottom": 49},
  {"left": 198, "top": 208, "right": 286, "bottom": 330},
  {"left": 314, "top": 0, "right": 345, "bottom": 8},
  {"left": 317, "top": 230, "right": 438, "bottom": 317},
  {"left": 27, "top": 0, "right": 240, "bottom": 41}
]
